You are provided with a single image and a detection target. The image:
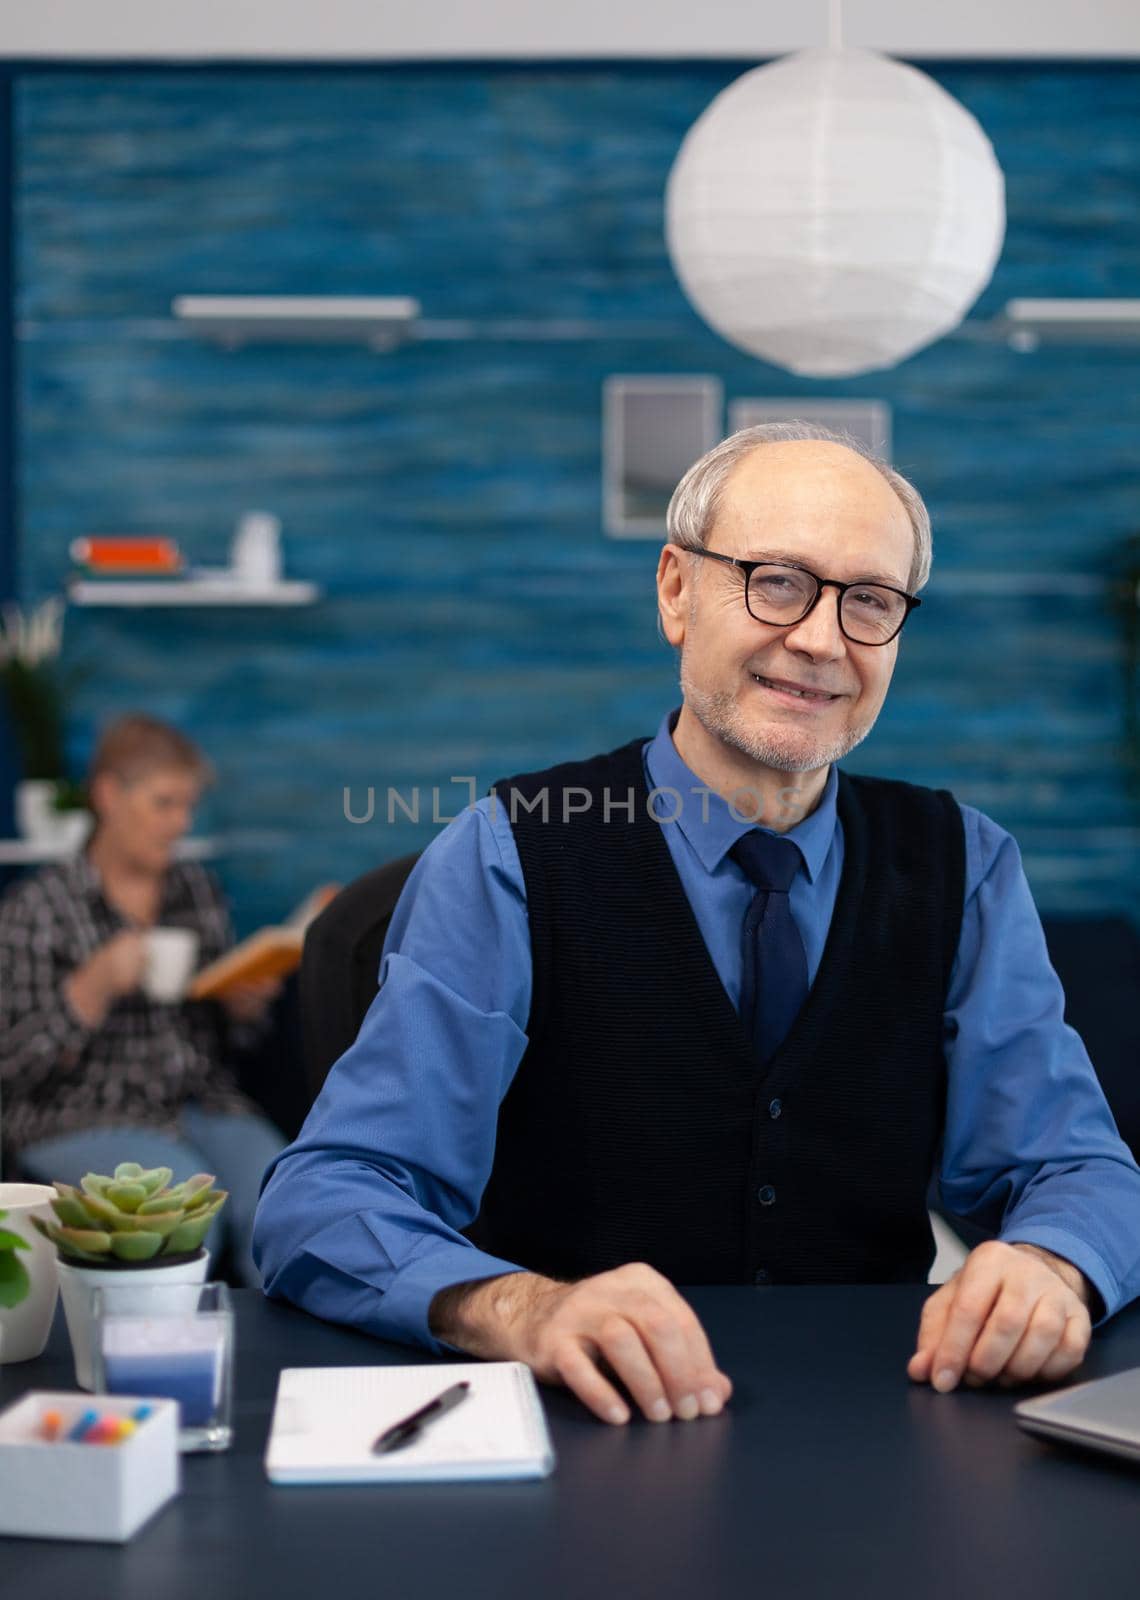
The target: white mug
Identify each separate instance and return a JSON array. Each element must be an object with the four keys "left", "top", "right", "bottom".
[
  {"left": 0, "top": 1183, "right": 60, "bottom": 1364},
  {"left": 231, "top": 510, "right": 282, "bottom": 585},
  {"left": 142, "top": 927, "right": 200, "bottom": 1003}
]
